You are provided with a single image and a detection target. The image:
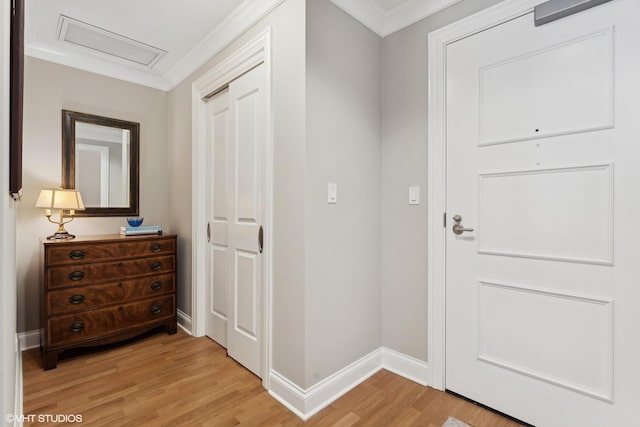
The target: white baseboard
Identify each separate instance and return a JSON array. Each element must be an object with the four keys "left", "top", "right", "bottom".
[
  {"left": 269, "top": 348, "right": 382, "bottom": 420},
  {"left": 380, "top": 347, "right": 429, "bottom": 386},
  {"left": 17, "top": 330, "right": 41, "bottom": 351},
  {"left": 269, "top": 347, "right": 428, "bottom": 420},
  {"left": 177, "top": 310, "right": 193, "bottom": 335},
  {"left": 305, "top": 348, "right": 383, "bottom": 419},
  {"left": 268, "top": 371, "right": 307, "bottom": 419},
  {"left": 15, "top": 334, "right": 23, "bottom": 427}
]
